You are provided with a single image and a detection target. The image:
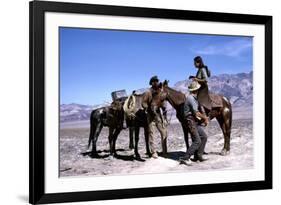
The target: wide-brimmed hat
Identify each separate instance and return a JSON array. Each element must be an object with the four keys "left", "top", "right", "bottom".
[
  {"left": 149, "top": 75, "right": 159, "bottom": 85},
  {"left": 188, "top": 81, "right": 201, "bottom": 91}
]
